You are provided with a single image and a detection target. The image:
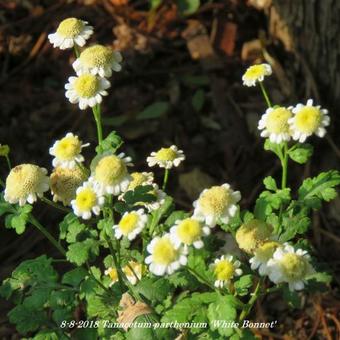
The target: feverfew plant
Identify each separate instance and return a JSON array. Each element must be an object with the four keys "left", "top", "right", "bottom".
[{"left": 0, "top": 20, "right": 339, "bottom": 340}]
